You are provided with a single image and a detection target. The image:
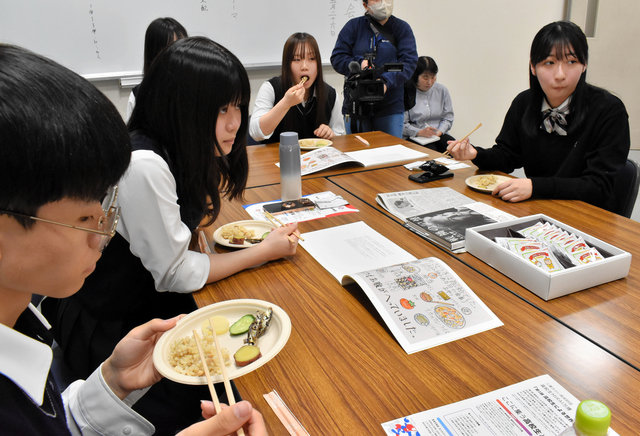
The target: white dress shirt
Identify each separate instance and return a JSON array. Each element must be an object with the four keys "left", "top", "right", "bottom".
[
  {"left": 249, "top": 80, "right": 345, "bottom": 142},
  {"left": 0, "top": 304, "right": 154, "bottom": 436},
  {"left": 126, "top": 91, "right": 136, "bottom": 123},
  {"left": 116, "top": 150, "right": 210, "bottom": 292}
]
